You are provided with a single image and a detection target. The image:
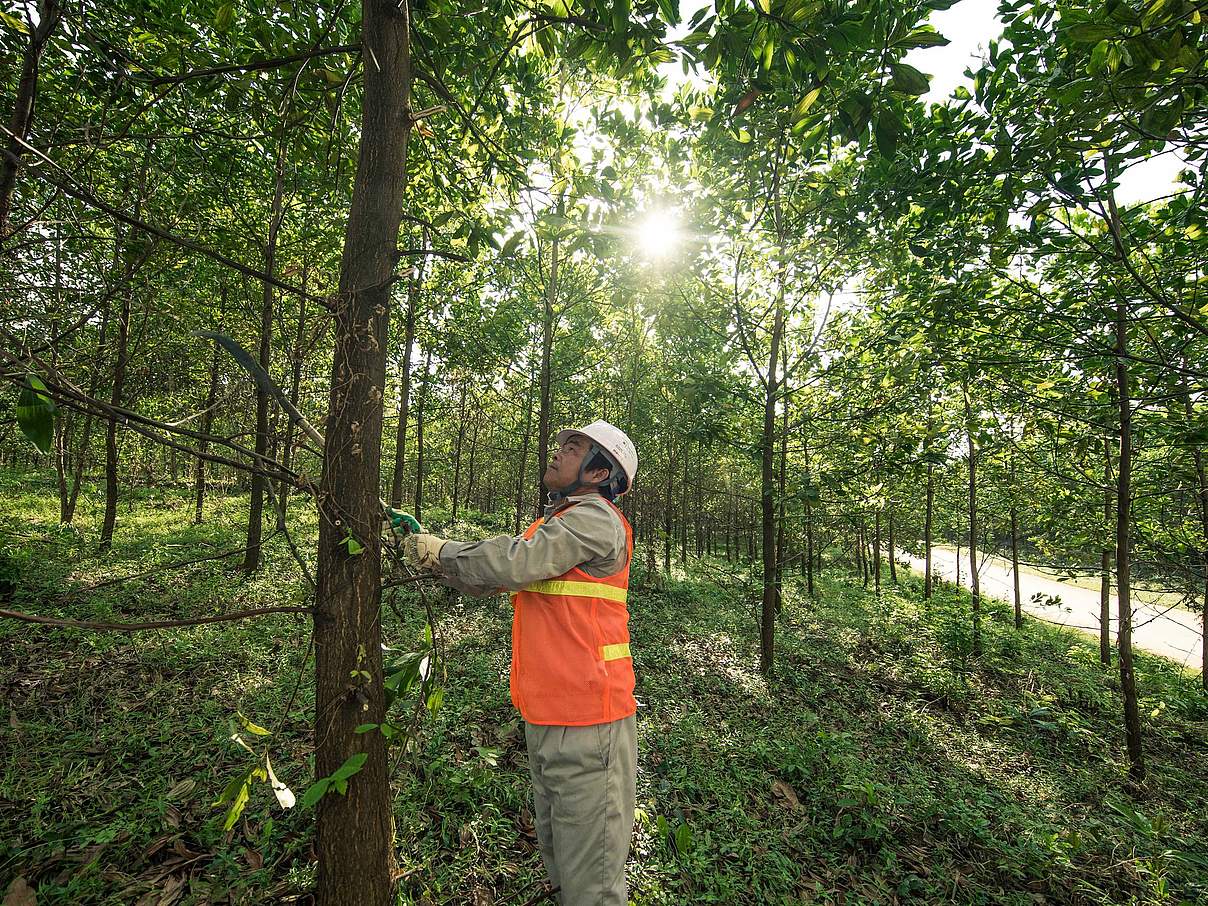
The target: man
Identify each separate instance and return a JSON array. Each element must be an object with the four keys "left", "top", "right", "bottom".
[{"left": 403, "top": 420, "right": 639, "bottom": 906}]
